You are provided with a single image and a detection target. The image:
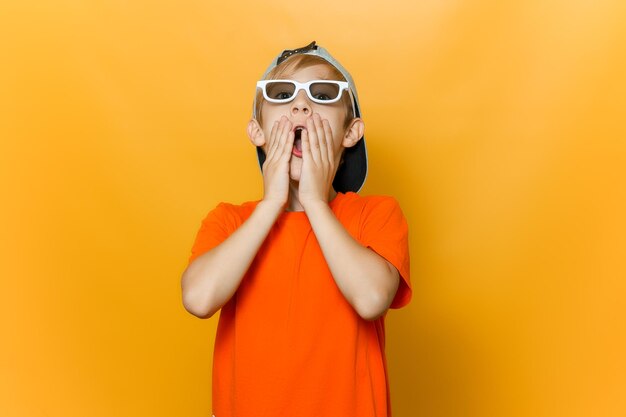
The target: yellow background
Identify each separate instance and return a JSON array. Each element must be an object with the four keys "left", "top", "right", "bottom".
[{"left": 1, "top": 1, "right": 625, "bottom": 416}]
